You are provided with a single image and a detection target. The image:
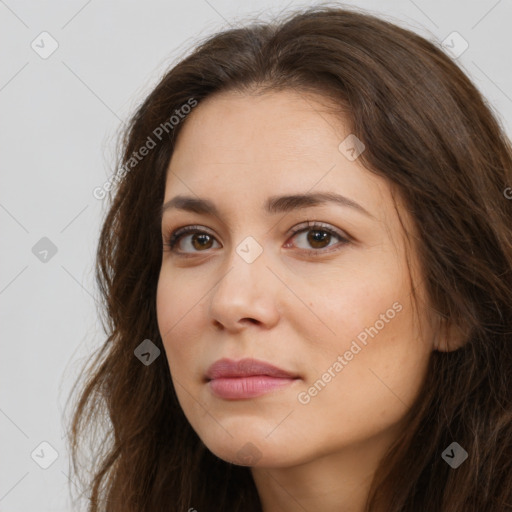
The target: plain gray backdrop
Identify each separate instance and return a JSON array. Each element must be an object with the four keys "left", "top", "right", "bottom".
[{"left": 1, "top": 0, "right": 511, "bottom": 510}]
